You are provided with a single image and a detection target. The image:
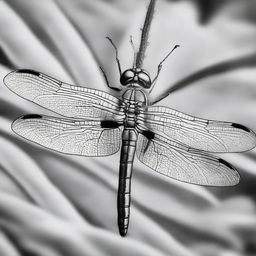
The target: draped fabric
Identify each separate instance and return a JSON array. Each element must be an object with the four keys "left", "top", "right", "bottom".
[{"left": 1, "top": 0, "right": 256, "bottom": 255}]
